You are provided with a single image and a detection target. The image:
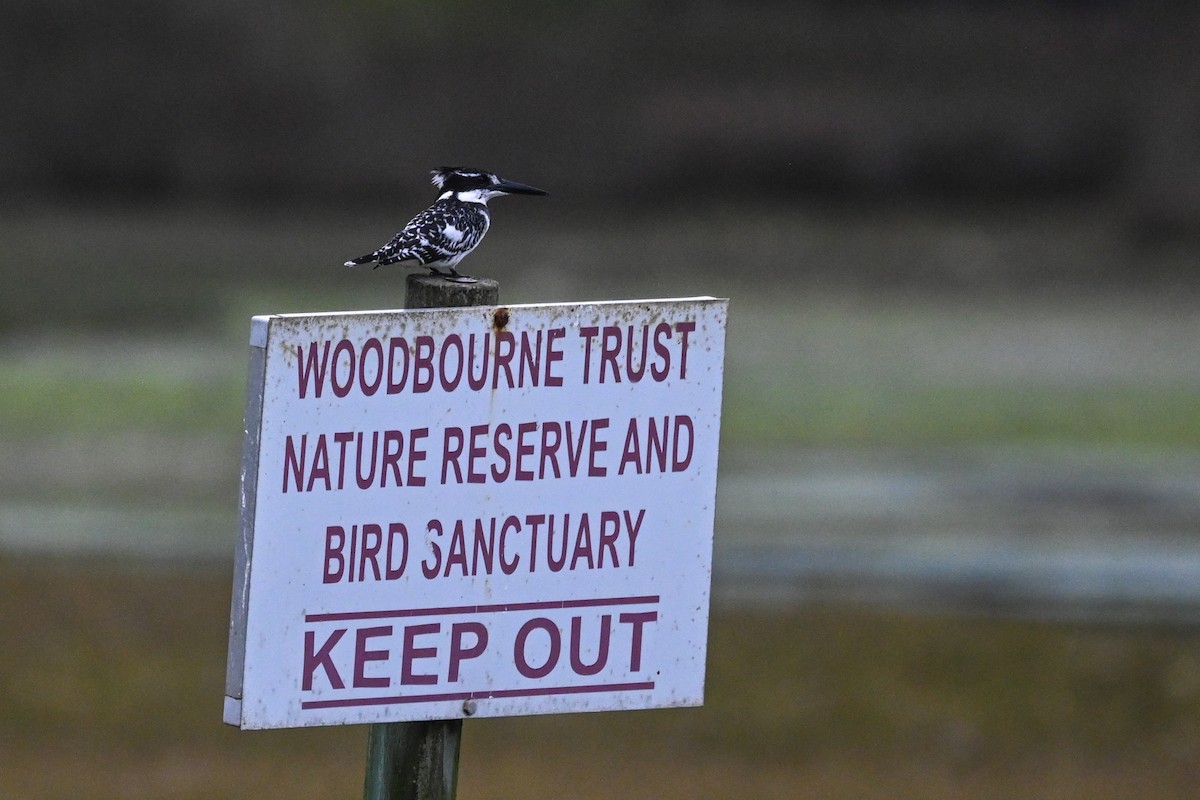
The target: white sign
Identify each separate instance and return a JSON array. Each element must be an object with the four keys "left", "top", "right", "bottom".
[{"left": 224, "top": 297, "right": 727, "bottom": 730}]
